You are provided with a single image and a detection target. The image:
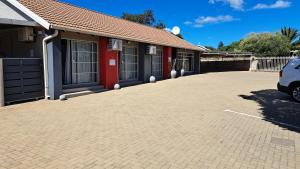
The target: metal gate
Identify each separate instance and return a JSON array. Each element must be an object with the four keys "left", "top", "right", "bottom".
[{"left": 1, "top": 58, "right": 44, "bottom": 104}]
